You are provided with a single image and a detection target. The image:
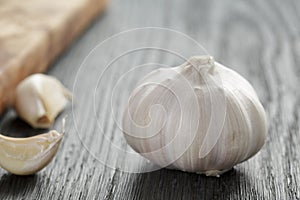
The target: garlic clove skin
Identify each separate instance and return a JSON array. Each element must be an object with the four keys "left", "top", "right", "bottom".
[
  {"left": 122, "top": 55, "right": 267, "bottom": 176},
  {"left": 0, "top": 130, "right": 63, "bottom": 175},
  {"left": 14, "top": 74, "right": 71, "bottom": 128}
]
